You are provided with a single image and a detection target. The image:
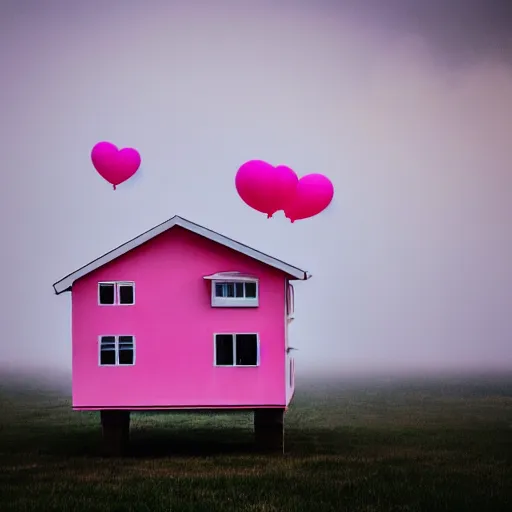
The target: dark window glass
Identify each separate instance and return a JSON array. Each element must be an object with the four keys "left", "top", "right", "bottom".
[
  {"left": 101, "top": 336, "right": 116, "bottom": 347},
  {"left": 215, "top": 283, "right": 224, "bottom": 297},
  {"left": 119, "top": 346, "right": 134, "bottom": 365},
  {"left": 100, "top": 350, "right": 116, "bottom": 365},
  {"left": 236, "top": 334, "right": 258, "bottom": 366},
  {"left": 245, "top": 282, "right": 257, "bottom": 298},
  {"left": 118, "top": 284, "right": 134, "bottom": 304},
  {"left": 235, "top": 282, "right": 244, "bottom": 297},
  {"left": 215, "top": 334, "right": 234, "bottom": 365},
  {"left": 100, "top": 336, "right": 116, "bottom": 365},
  {"left": 225, "top": 282, "right": 235, "bottom": 297},
  {"left": 118, "top": 336, "right": 134, "bottom": 348},
  {"left": 99, "top": 283, "right": 115, "bottom": 304}
]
